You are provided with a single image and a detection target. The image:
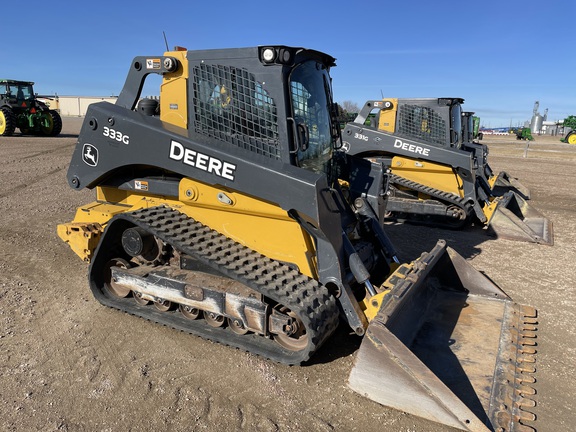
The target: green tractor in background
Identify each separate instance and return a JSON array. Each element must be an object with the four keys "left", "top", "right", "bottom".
[
  {"left": 561, "top": 115, "right": 576, "bottom": 144},
  {"left": 472, "top": 115, "right": 484, "bottom": 140},
  {"left": 515, "top": 127, "right": 534, "bottom": 141},
  {"left": 0, "top": 79, "right": 62, "bottom": 136}
]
